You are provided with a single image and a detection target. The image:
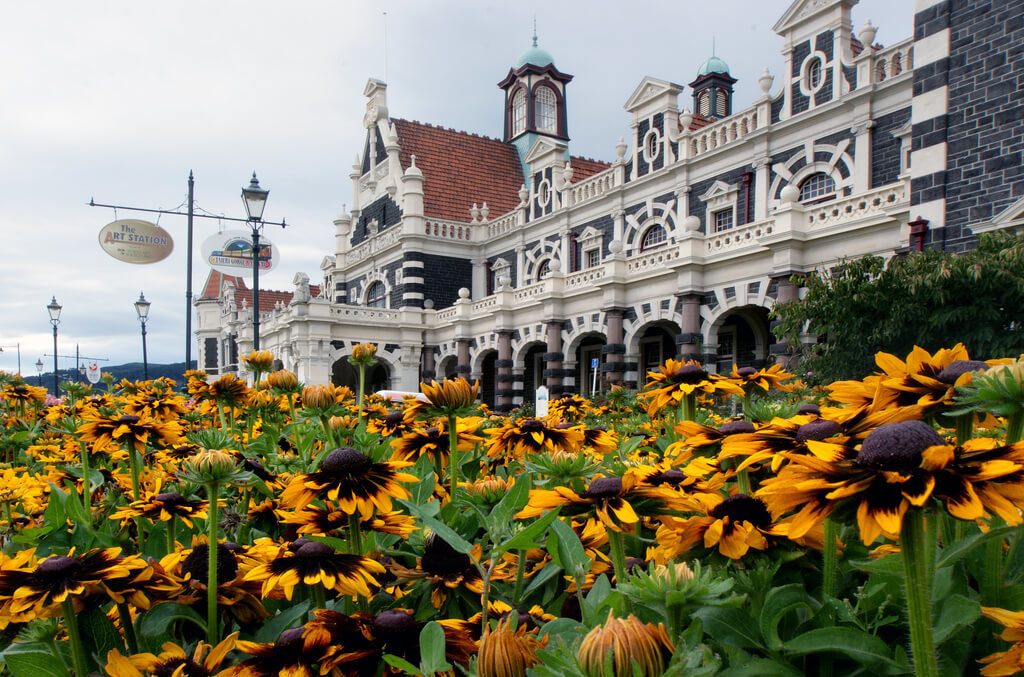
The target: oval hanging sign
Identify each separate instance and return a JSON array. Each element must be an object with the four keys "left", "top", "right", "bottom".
[
  {"left": 201, "top": 230, "right": 279, "bottom": 277},
  {"left": 98, "top": 219, "right": 174, "bottom": 264}
]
